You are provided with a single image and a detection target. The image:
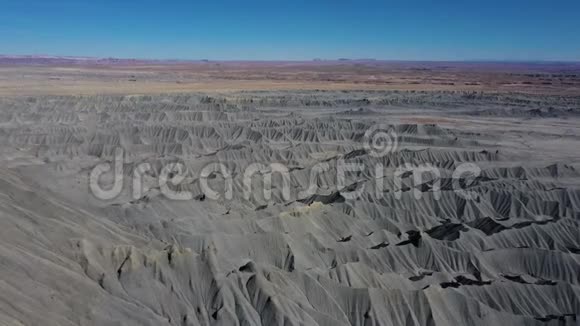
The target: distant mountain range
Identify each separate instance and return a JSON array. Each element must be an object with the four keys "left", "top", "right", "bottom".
[
  {"left": 0, "top": 55, "right": 192, "bottom": 65},
  {"left": 1, "top": 55, "right": 579, "bottom": 71}
]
